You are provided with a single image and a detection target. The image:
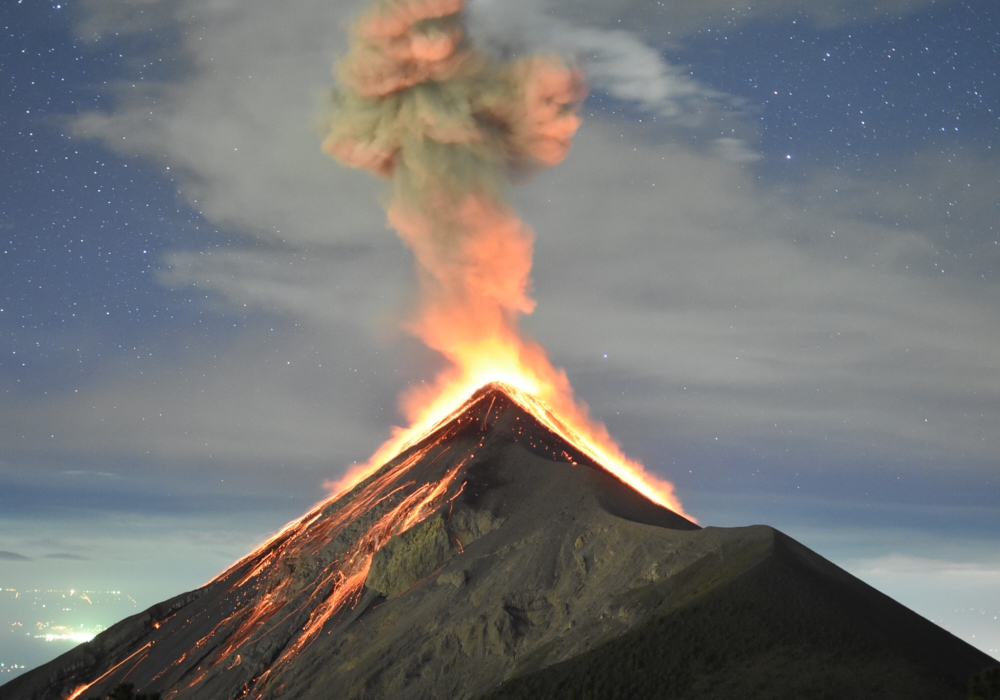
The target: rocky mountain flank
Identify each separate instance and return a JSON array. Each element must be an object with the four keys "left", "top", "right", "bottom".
[{"left": 2, "top": 383, "right": 995, "bottom": 700}]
